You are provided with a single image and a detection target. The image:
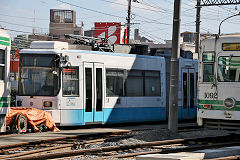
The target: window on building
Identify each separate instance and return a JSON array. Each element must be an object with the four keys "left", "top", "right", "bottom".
[
  {"left": 53, "top": 35, "right": 60, "bottom": 39},
  {"left": 53, "top": 10, "right": 73, "bottom": 23},
  {"left": 62, "top": 67, "right": 79, "bottom": 96},
  {"left": 106, "top": 69, "right": 124, "bottom": 97},
  {"left": 0, "top": 49, "right": 5, "bottom": 80},
  {"left": 145, "top": 71, "right": 161, "bottom": 96},
  {"left": 126, "top": 70, "right": 144, "bottom": 96},
  {"left": 74, "top": 31, "right": 79, "bottom": 35}
]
